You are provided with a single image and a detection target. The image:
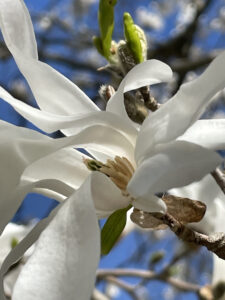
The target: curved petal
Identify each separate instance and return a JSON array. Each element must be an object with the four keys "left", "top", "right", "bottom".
[
  {"left": 0, "top": 201, "right": 60, "bottom": 300},
  {"left": 59, "top": 125, "right": 136, "bottom": 165},
  {"left": 0, "top": 87, "right": 137, "bottom": 144},
  {"left": 178, "top": 119, "right": 225, "bottom": 151},
  {"left": 0, "top": 0, "right": 37, "bottom": 59},
  {"left": 128, "top": 141, "right": 222, "bottom": 198},
  {"left": 136, "top": 51, "right": 225, "bottom": 163},
  {"left": 0, "top": 224, "right": 32, "bottom": 297},
  {"left": 0, "top": 223, "right": 30, "bottom": 266},
  {"left": 133, "top": 195, "right": 166, "bottom": 213},
  {"left": 106, "top": 60, "right": 172, "bottom": 125},
  {"left": 12, "top": 177, "right": 100, "bottom": 300},
  {"left": 91, "top": 172, "right": 130, "bottom": 218},
  {"left": 0, "top": 121, "right": 66, "bottom": 232},
  {"left": 22, "top": 148, "right": 90, "bottom": 192},
  {"left": 0, "top": 0, "right": 98, "bottom": 116},
  {"left": 86, "top": 149, "right": 114, "bottom": 163}
]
